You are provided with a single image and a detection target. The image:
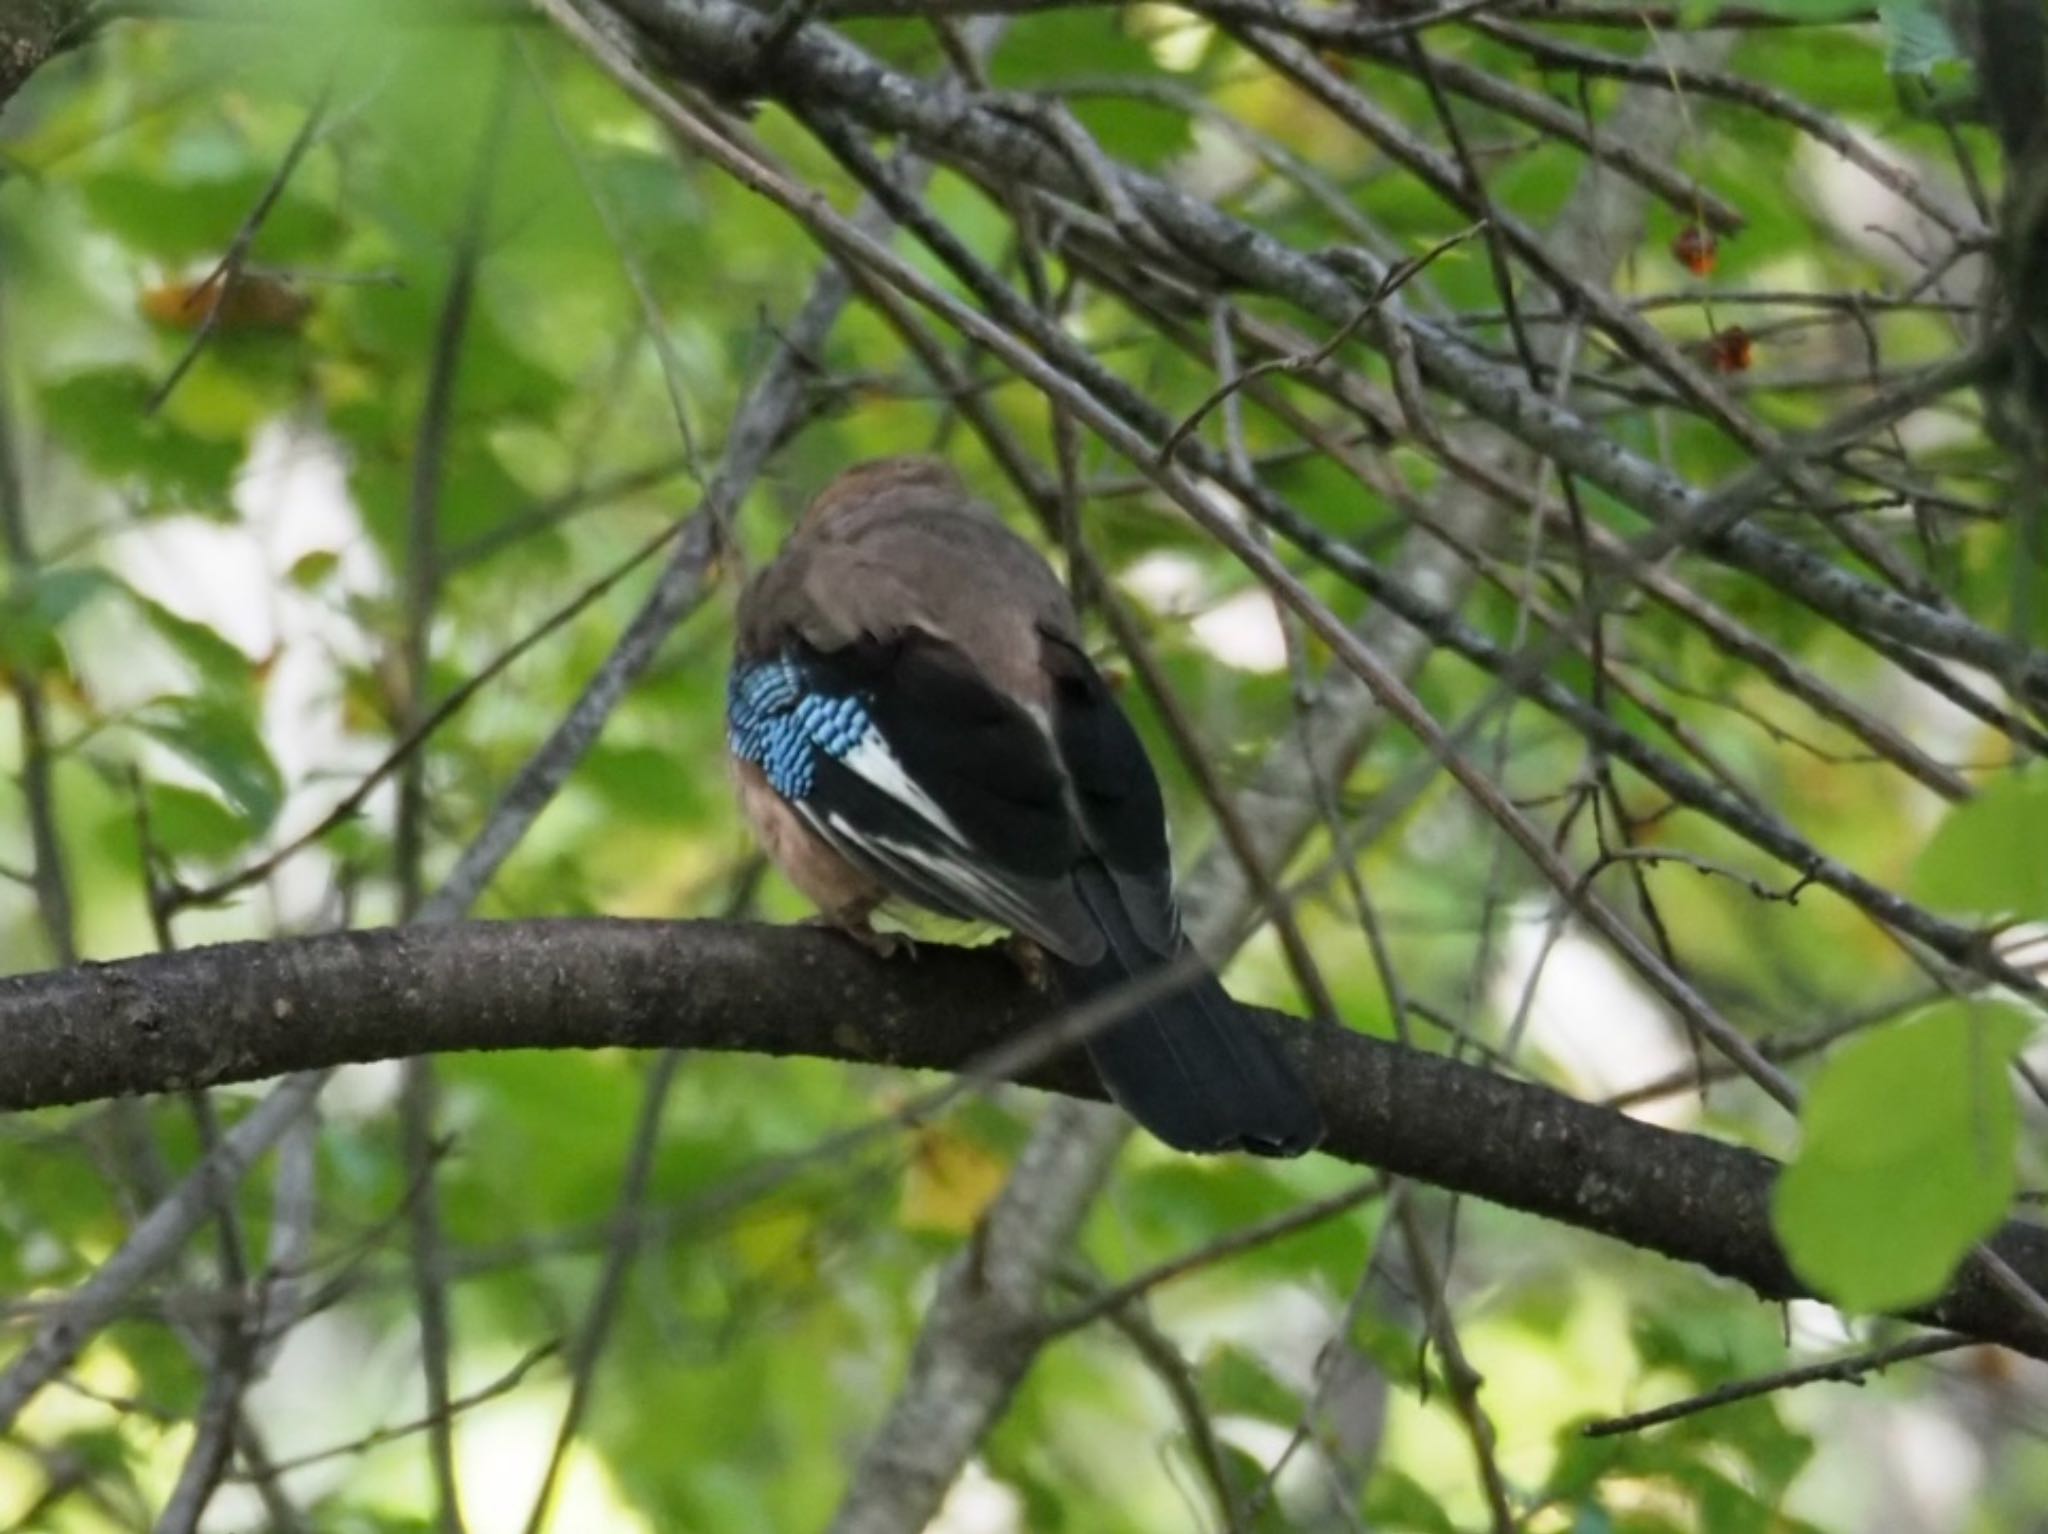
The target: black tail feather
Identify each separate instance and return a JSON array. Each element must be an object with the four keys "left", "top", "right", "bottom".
[{"left": 1052, "top": 869, "right": 1323, "bottom": 1157}]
